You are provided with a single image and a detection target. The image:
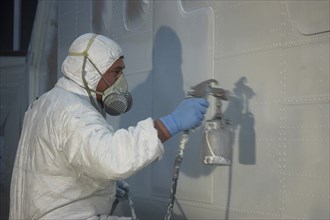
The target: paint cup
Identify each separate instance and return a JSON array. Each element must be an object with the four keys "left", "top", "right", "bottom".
[{"left": 202, "top": 118, "right": 232, "bottom": 165}]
